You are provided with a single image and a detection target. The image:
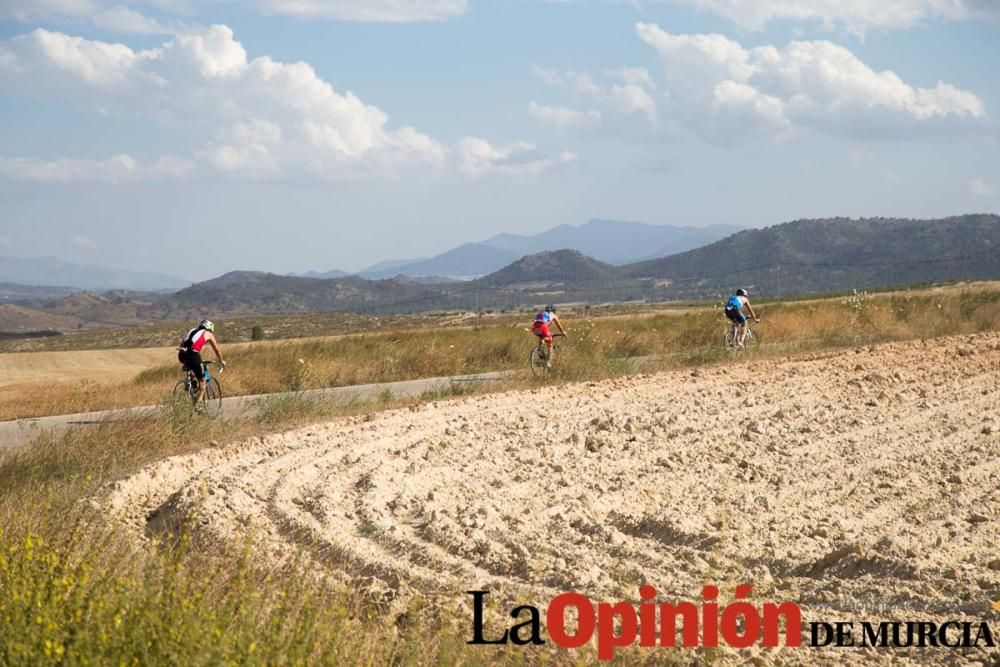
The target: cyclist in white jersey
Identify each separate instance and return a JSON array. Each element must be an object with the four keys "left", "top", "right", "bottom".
[{"left": 178, "top": 319, "right": 226, "bottom": 405}]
